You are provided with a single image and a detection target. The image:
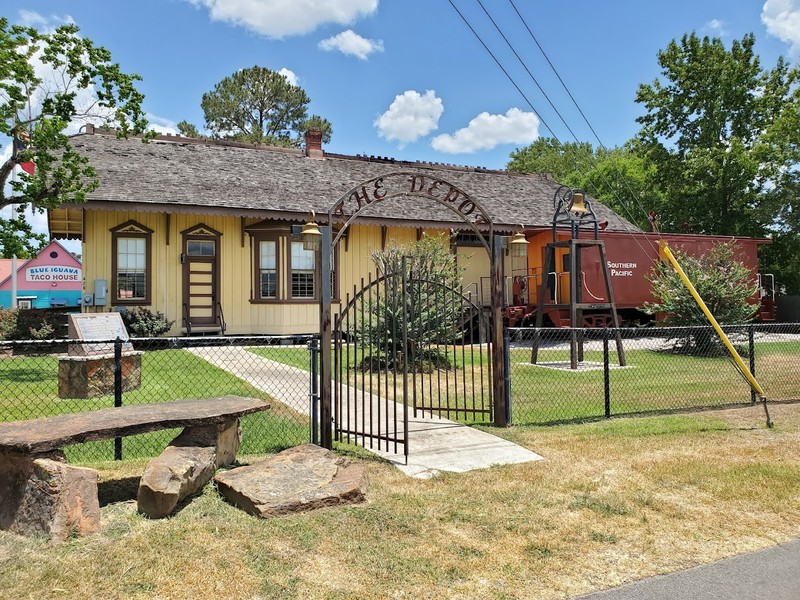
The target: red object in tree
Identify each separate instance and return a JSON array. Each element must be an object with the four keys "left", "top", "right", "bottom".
[{"left": 13, "top": 131, "right": 35, "bottom": 175}]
